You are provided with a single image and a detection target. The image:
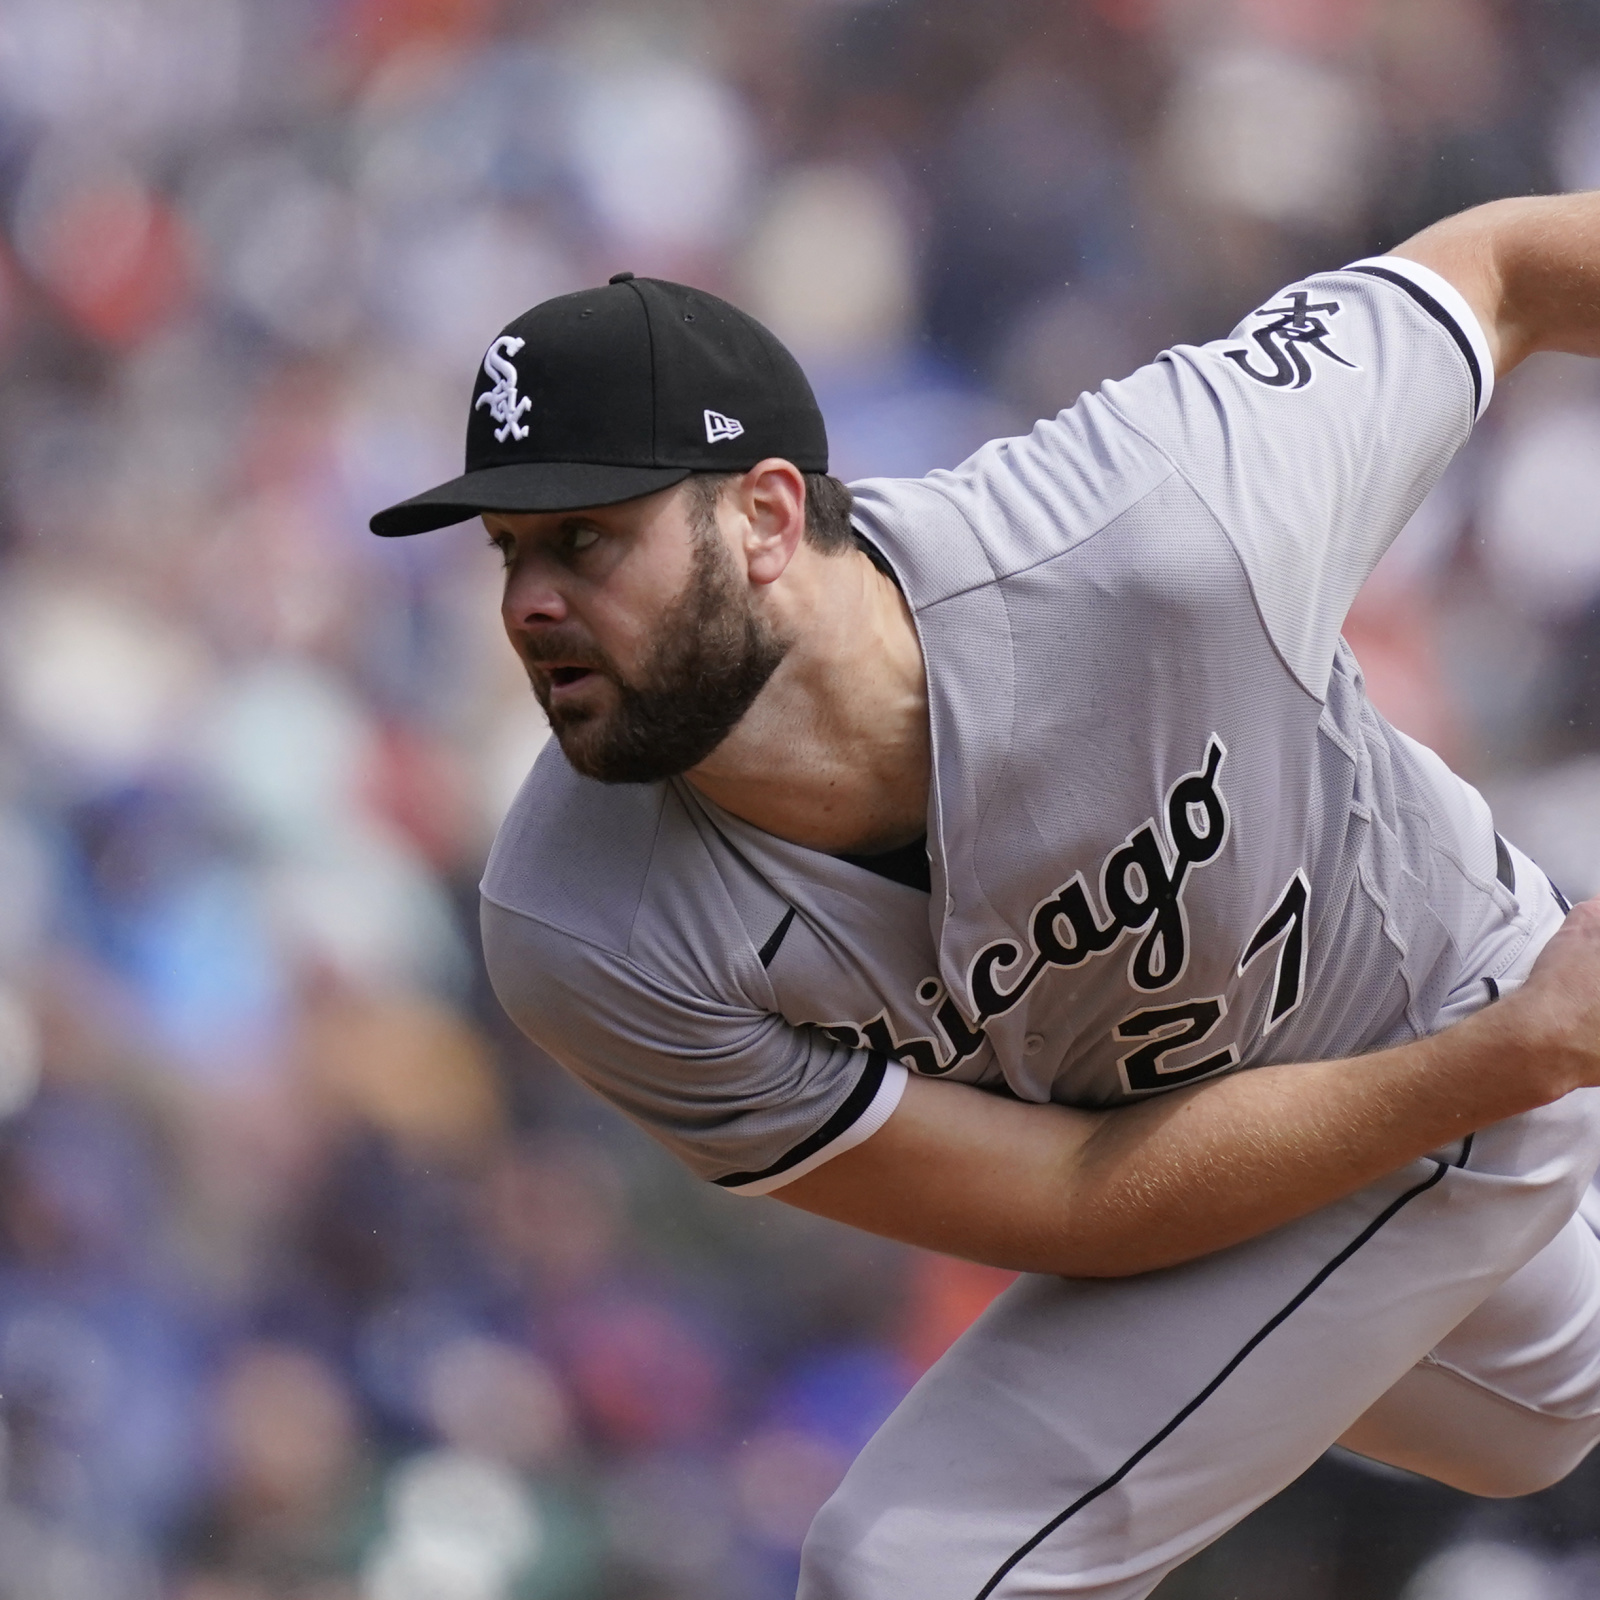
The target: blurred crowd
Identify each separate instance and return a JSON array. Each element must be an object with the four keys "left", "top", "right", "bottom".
[{"left": 2, "top": 1, "right": 1600, "bottom": 1597}]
